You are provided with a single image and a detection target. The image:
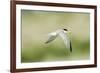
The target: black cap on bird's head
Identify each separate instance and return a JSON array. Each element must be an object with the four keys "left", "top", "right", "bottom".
[{"left": 63, "top": 29, "right": 68, "bottom": 31}]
